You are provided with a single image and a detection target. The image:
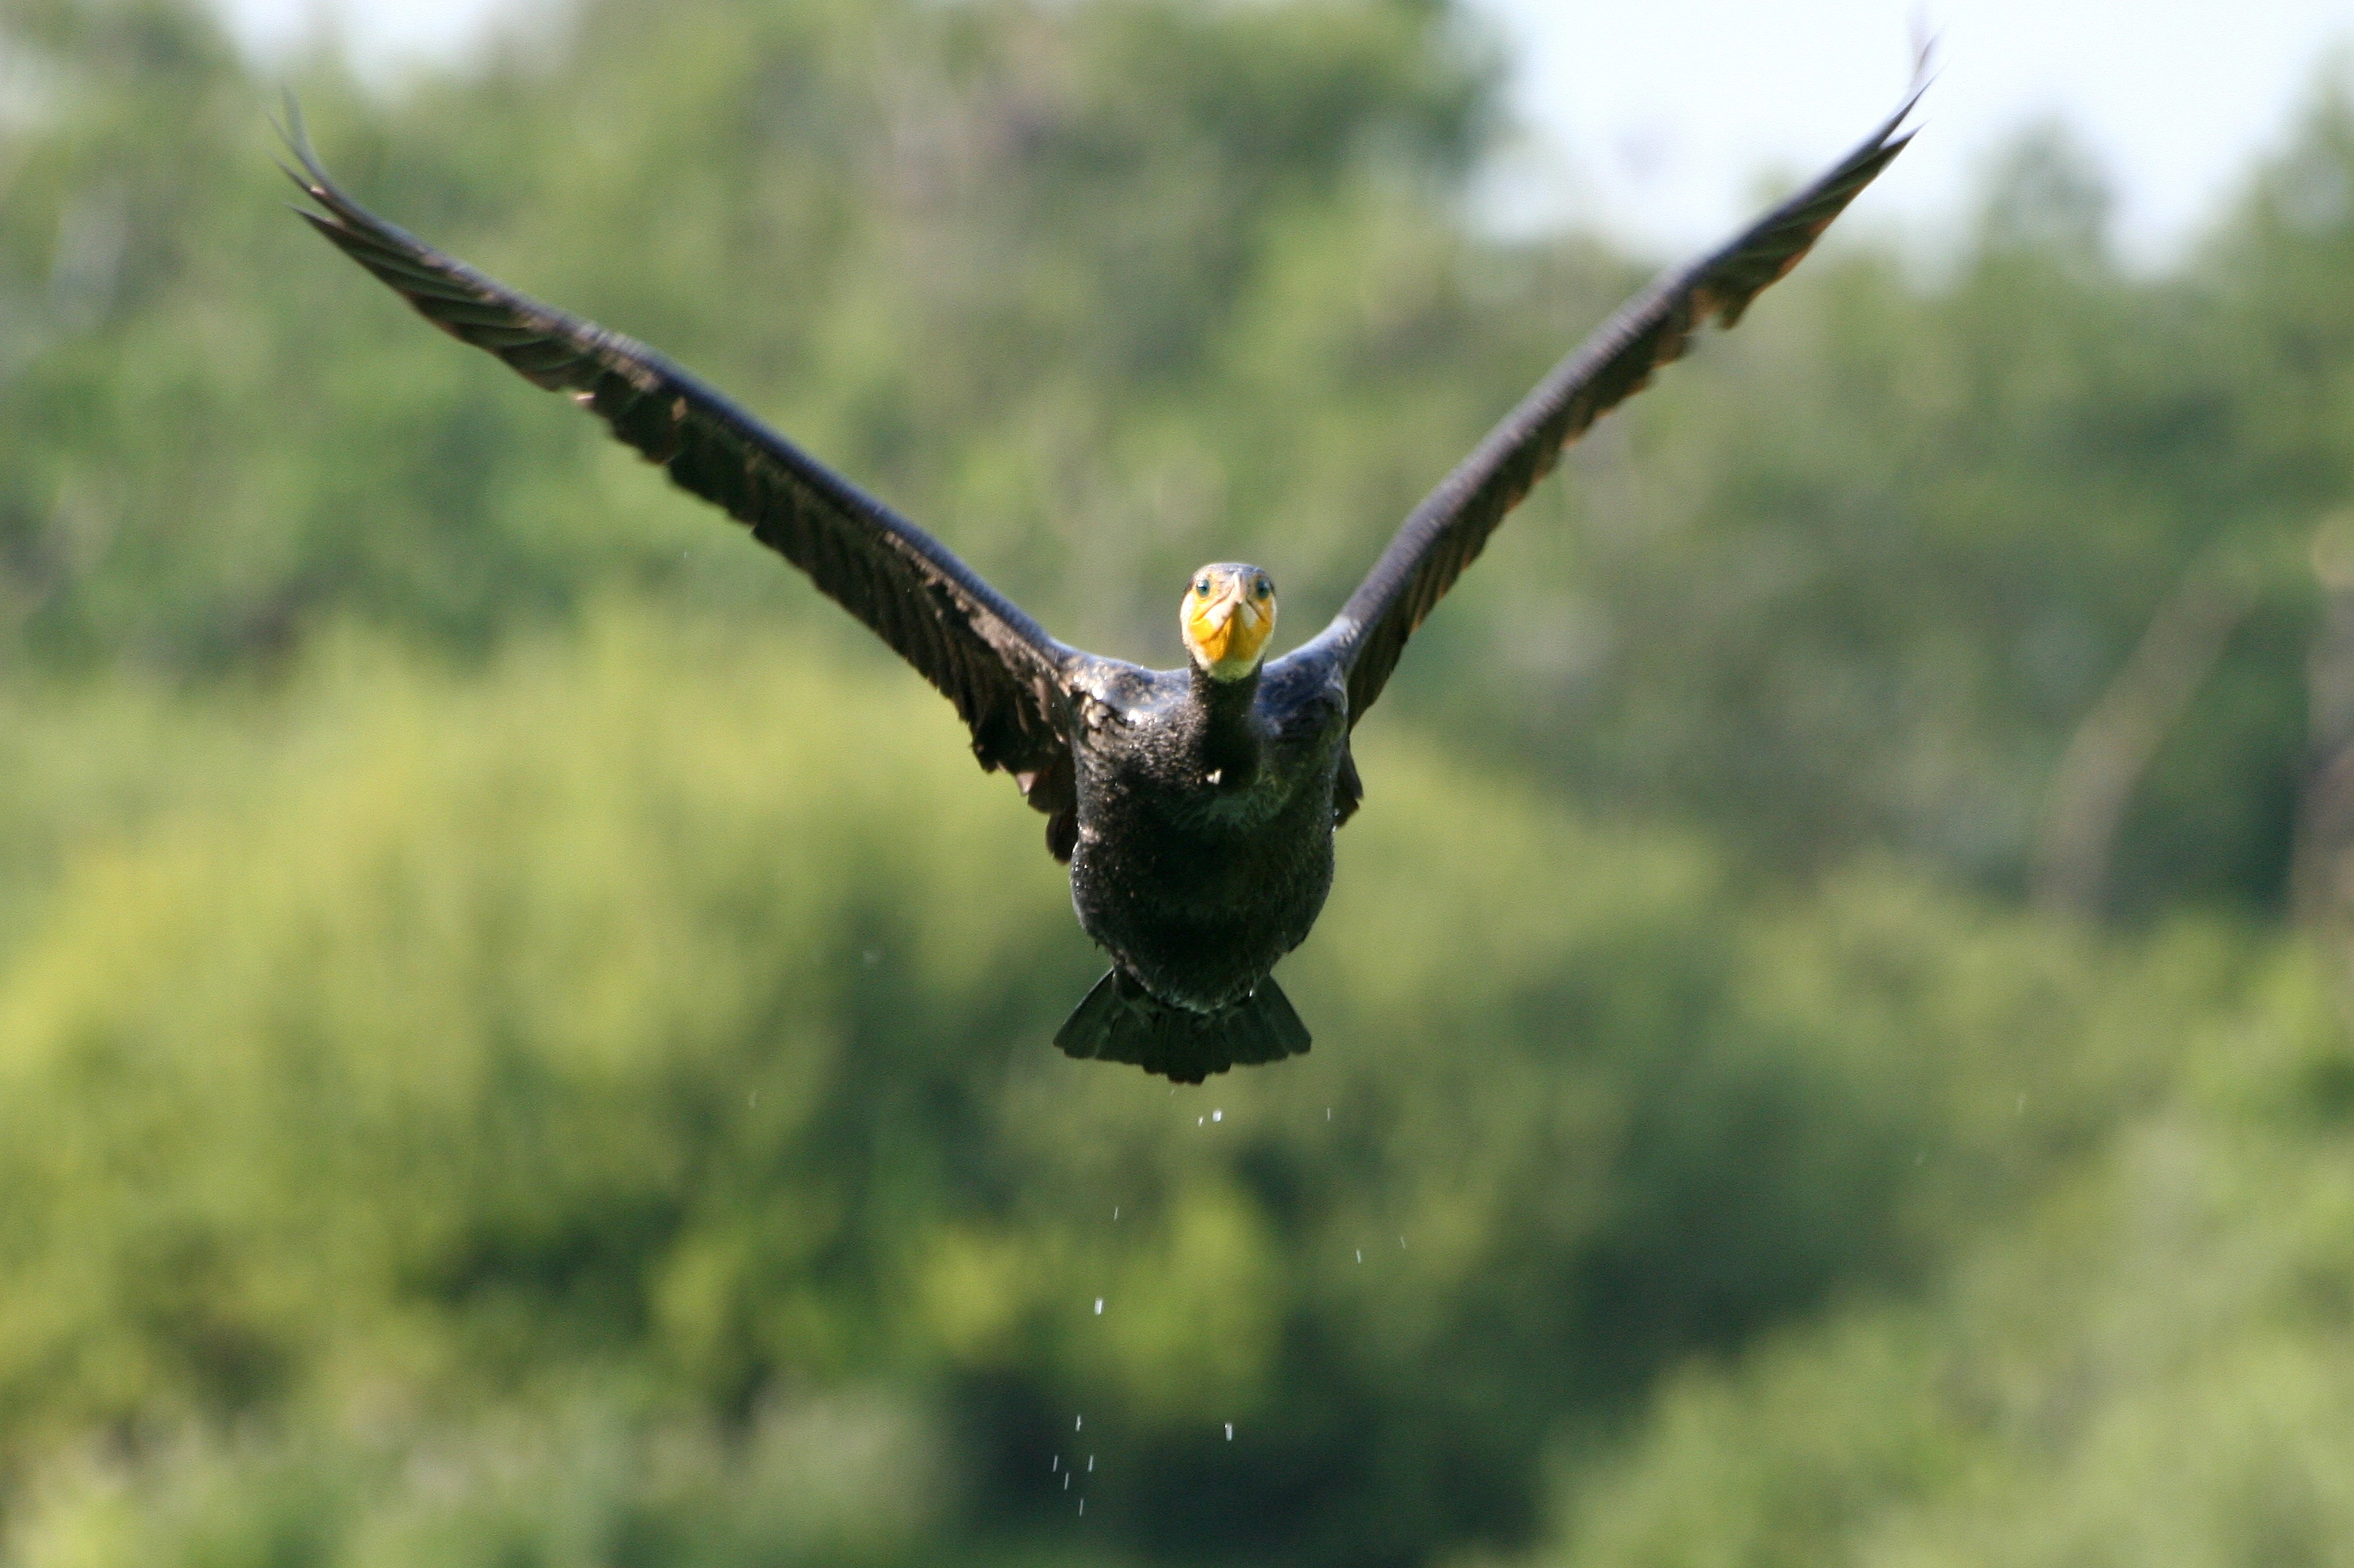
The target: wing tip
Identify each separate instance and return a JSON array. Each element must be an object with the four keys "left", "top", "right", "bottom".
[
  {"left": 1876, "top": 34, "right": 1939, "bottom": 151},
  {"left": 271, "top": 89, "right": 338, "bottom": 201},
  {"left": 1735, "top": 57, "right": 1932, "bottom": 273}
]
